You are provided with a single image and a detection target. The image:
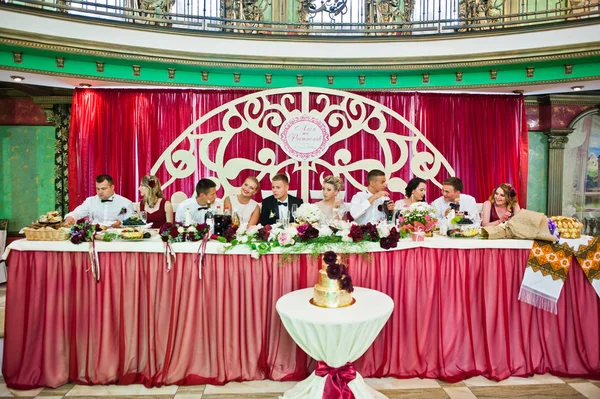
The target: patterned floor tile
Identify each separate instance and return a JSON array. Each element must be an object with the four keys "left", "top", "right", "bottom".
[
  {"left": 62, "top": 396, "right": 174, "bottom": 399},
  {"left": 560, "top": 378, "right": 593, "bottom": 383},
  {"left": 0, "top": 384, "right": 44, "bottom": 398},
  {"left": 203, "top": 381, "right": 296, "bottom": 395},
  {"left": 443, "top": 386, "right": 478, "bottom": 399},
  {"left": 464, "top": 374, "right": 565, "bottom": 387},
  {"left": 569, "top": 383, "right": 600, "bottom": 398},
  {"left": 202, "top": 394, "right": 281, "bottom": 399},
  {"left": 174, "top": 386, "right": 205, "bottom": 395},
  {"left": 437, "top": 380, "right": 467, "bottom": 388},
  {"left": 363, "top": 377, "right": 441, "bottom": 390},
  {"left": 468, "top": 384, "right": 585, "bottom": 398},
  {"left": 377, "top": 388, "right": 449, "bottom": 398},
  {"left": 37, "top": 384, "right": 75, "bottom": 396},
  {"left": 66, "top": 385, "right": 178, "bottom": 397}
]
